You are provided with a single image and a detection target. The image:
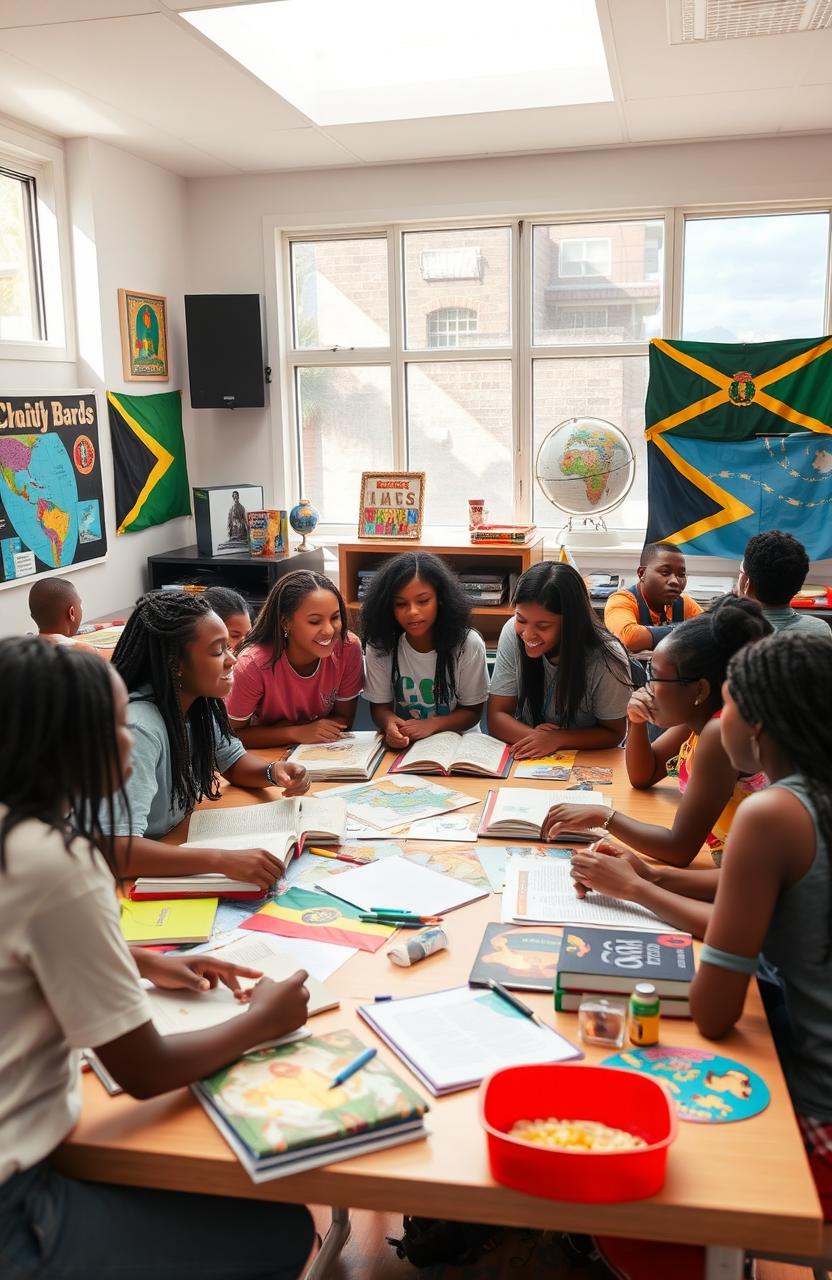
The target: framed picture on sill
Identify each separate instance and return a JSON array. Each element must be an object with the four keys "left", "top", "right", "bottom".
[
  {"left": 118, "top": 289, "right": 169, "bottom": 381},
  {"left": 358, "top": 471, "right": 425, "bottom": 540}
]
